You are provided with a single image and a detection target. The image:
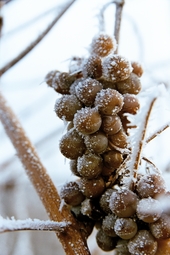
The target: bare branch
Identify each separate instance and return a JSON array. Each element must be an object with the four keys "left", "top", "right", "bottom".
[
  {"left": 0, "top": 0, "right": 76, "bottom": 77},
  {"left": 146, "top": 123, "right": 170, "bottom": 143},
  {"left": 114, "top": 0, "right": 125, "bottom": 53},
  {"left": 0, "top": 91, "right": 90, "bottom": 255}
]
